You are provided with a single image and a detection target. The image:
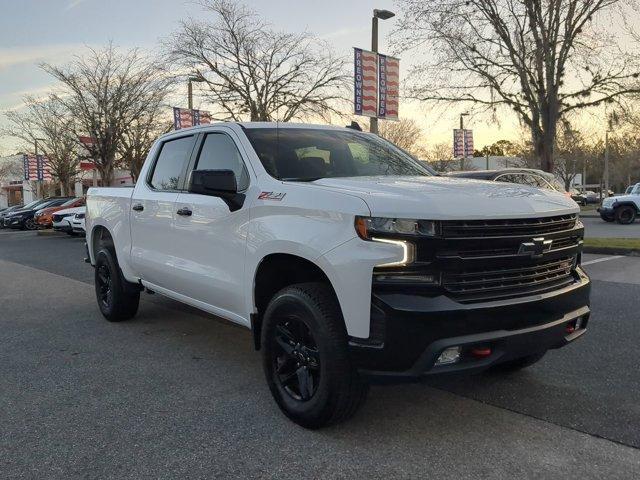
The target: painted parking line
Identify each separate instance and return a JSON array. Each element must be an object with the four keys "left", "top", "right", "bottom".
[{"left": 582, "top": 255, "right": 625, "bottom": 266}]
